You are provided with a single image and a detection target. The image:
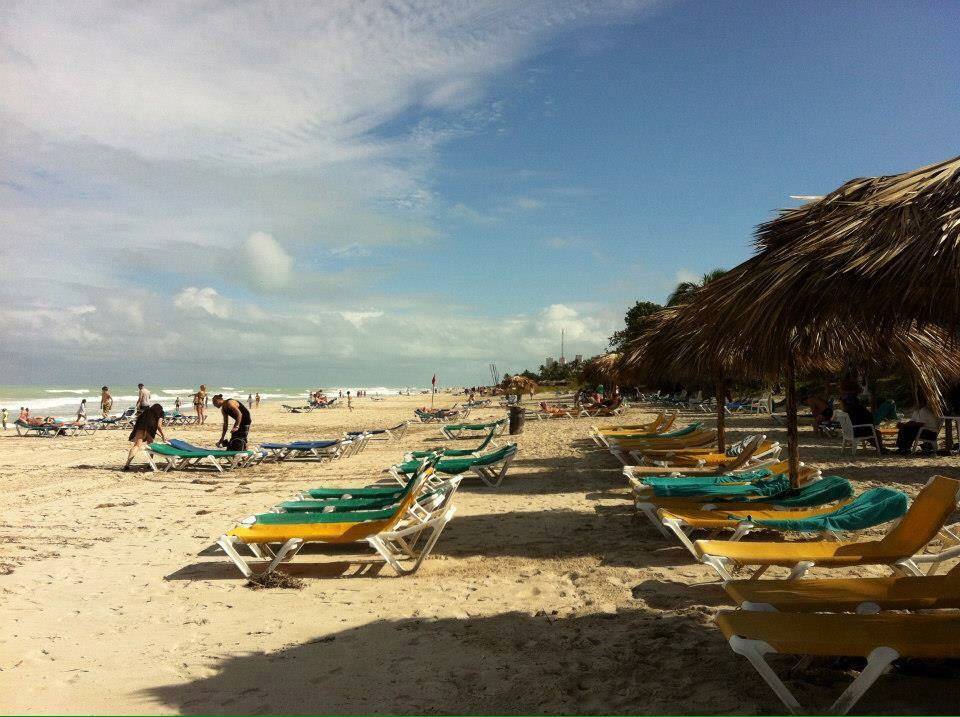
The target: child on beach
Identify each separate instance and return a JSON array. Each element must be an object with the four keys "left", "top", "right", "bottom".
[{"left": 77, "top": 399, "right": 87, "bottom": 422}]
